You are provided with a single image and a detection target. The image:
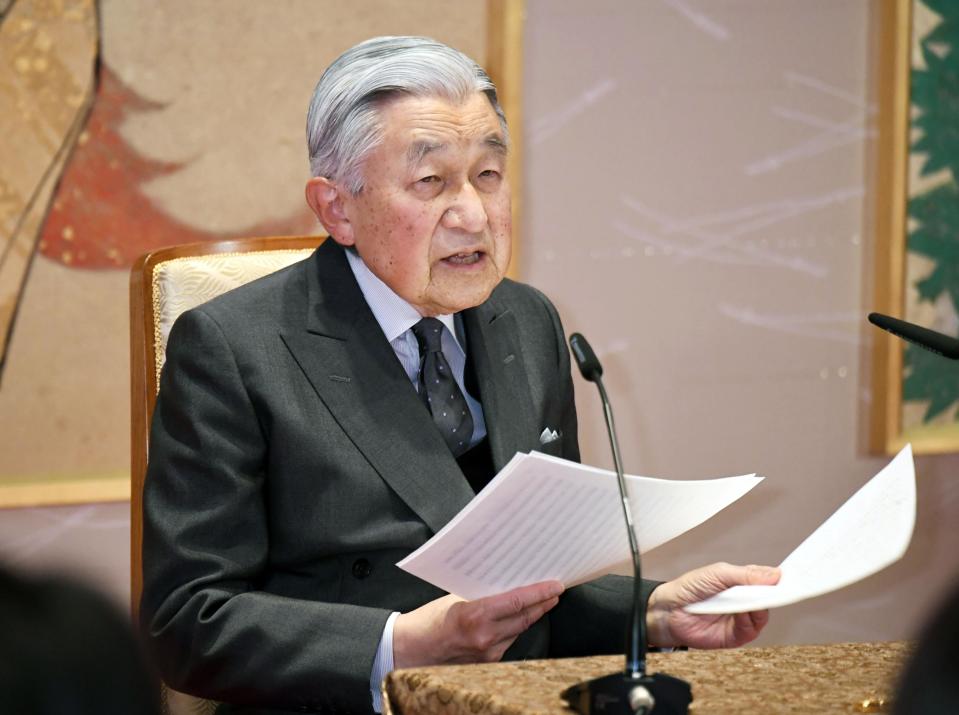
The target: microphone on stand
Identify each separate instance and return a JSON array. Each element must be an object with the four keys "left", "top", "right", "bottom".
[
  {"left": 868, "top": 312, "right": 959, "bottom": 359},
  {"left": 560, "top": 333, "right": 691, "bottom": 715}
]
